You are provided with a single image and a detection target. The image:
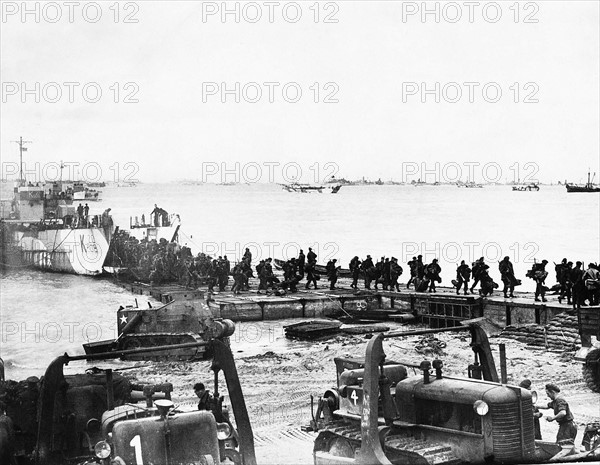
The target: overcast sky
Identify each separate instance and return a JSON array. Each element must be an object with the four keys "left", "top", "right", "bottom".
[{"left": 1, "top": 1, "right": 598, "bottom": 184}]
